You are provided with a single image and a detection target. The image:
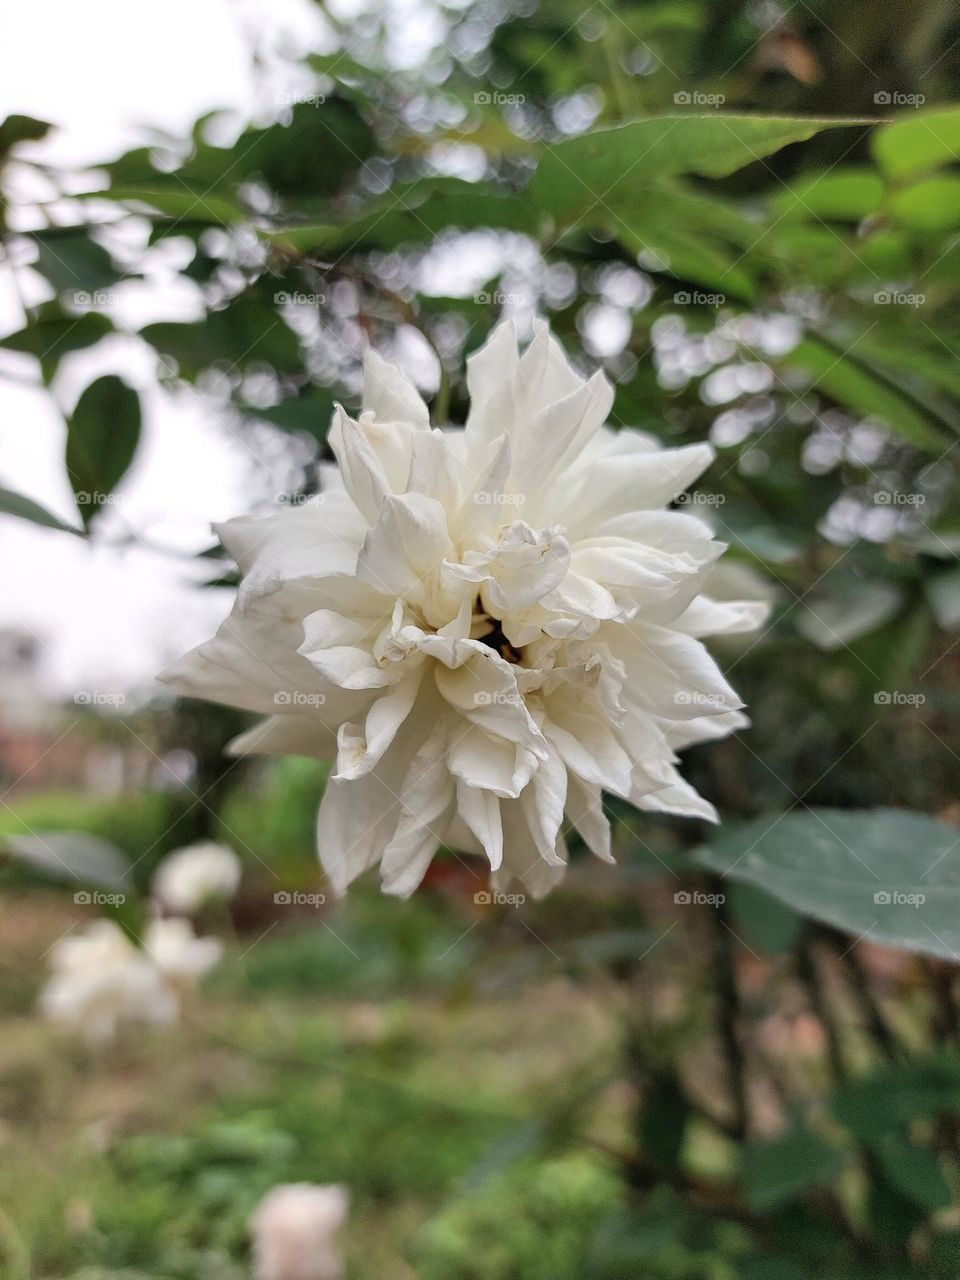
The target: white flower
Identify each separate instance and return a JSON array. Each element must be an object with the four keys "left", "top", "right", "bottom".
[
  {"left": 152, "top": 841, "right": 242, "bottom": 913},
  {"left": 143, "top": 916, "right": 223, "bottom": 984},
  {"left": 162, "top": 323, "right": 765, "bottom": 899},
  {"left": 39, "top": 917, "right": 221, "bottom": 1042},
  {"left": 38, "top": 920, "right": 176, "bottom": 1042},
  {"left": 250, "top": 1183, "right": 349, "bottom": 1280}
]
